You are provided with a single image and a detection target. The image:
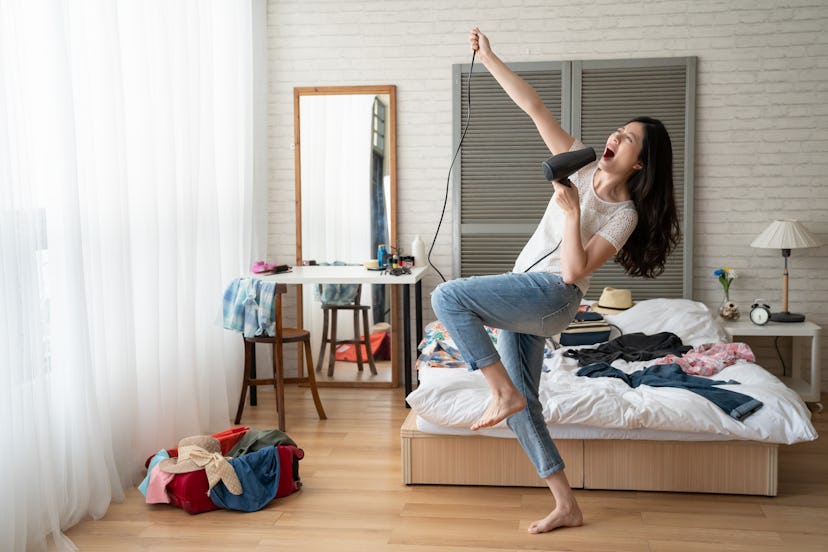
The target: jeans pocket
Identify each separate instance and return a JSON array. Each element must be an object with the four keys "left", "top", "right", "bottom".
[{"left": 540, "top": 302, "right": 573, "bottom": 337}]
